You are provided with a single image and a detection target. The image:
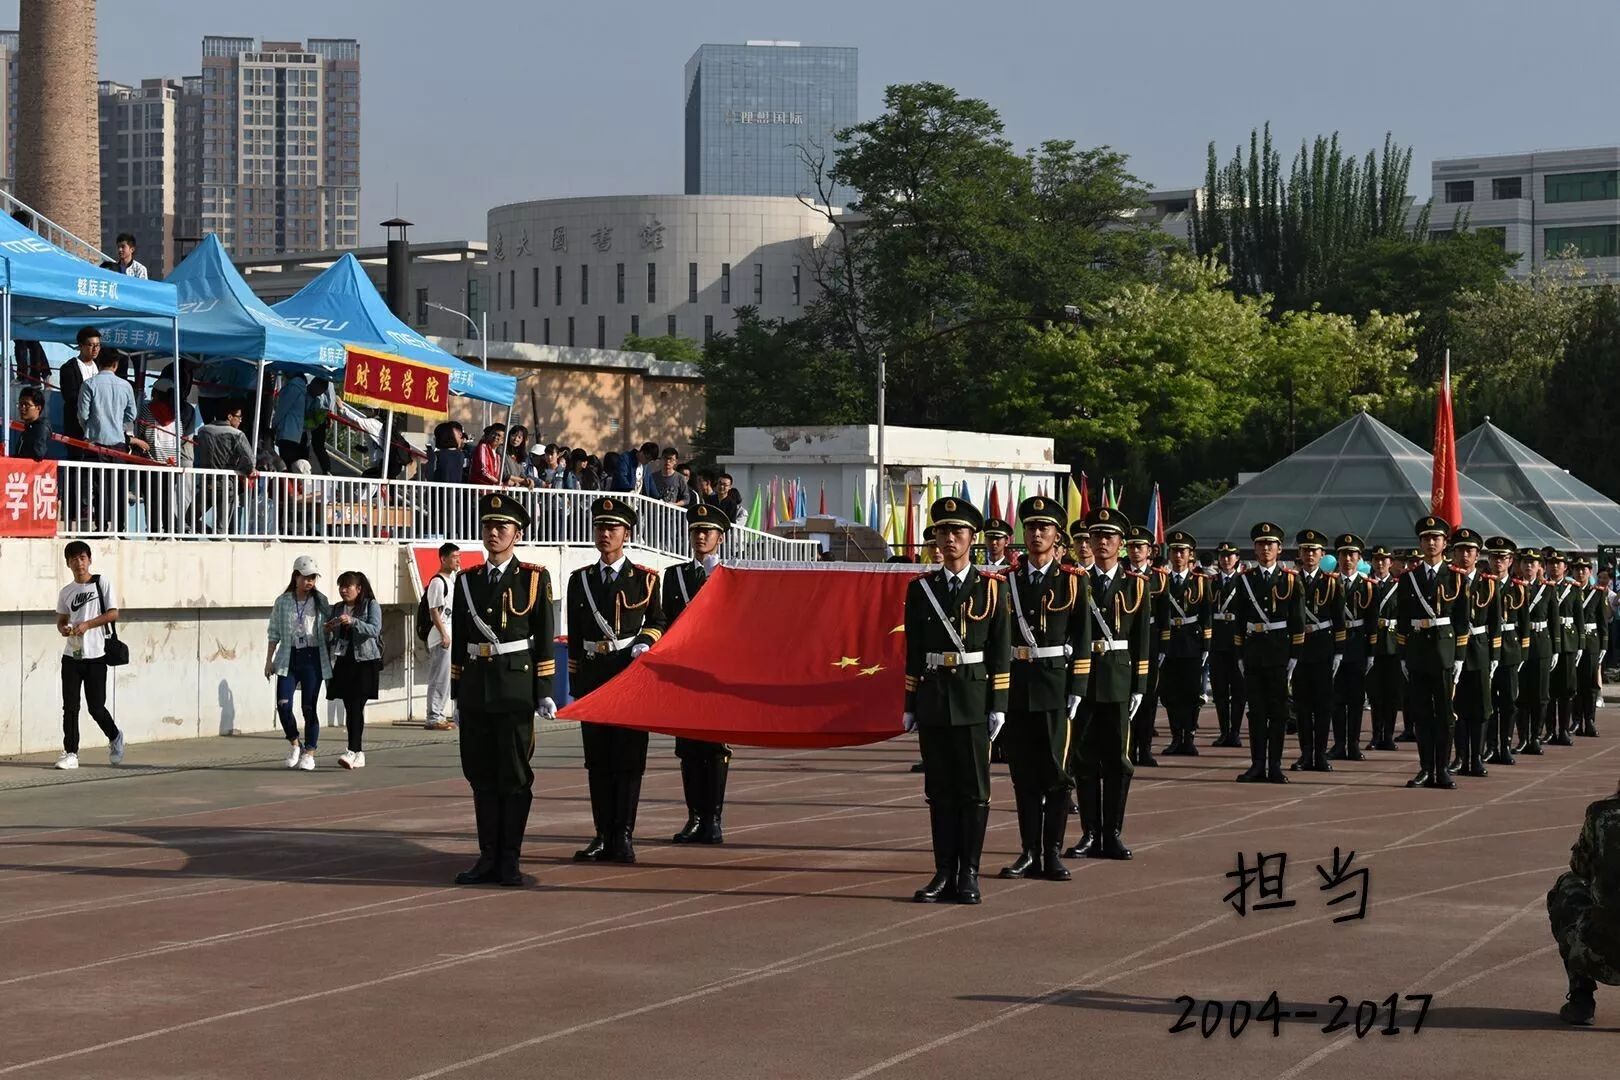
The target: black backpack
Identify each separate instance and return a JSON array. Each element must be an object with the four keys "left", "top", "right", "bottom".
[{"left": 416, "top": 573, "right": 448, "bottom": 642}]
